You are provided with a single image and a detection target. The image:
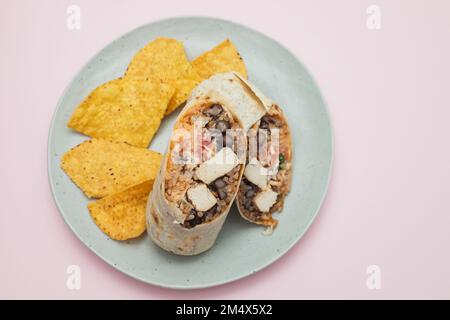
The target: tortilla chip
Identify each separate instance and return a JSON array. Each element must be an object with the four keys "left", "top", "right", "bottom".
[
  {"left": 88, "top": 180, "right": 153, "bottom": 240},
  {"left": 192, "top": 39, "right": 247, "bottom": 80},
  {"left": 125, "top": 37, "right": 201, "bottom": 115},
  {"left": 61, "top": 139, "right": 162, "bottom": 198},
  {"left": 68, "top": 77, "right": 174, "bottom": 147}
]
